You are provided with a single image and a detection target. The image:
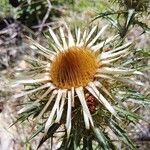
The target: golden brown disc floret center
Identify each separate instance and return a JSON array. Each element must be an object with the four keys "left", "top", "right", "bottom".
[{"left": 50, "top": 47, "right": 99, "bottom": 89}]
